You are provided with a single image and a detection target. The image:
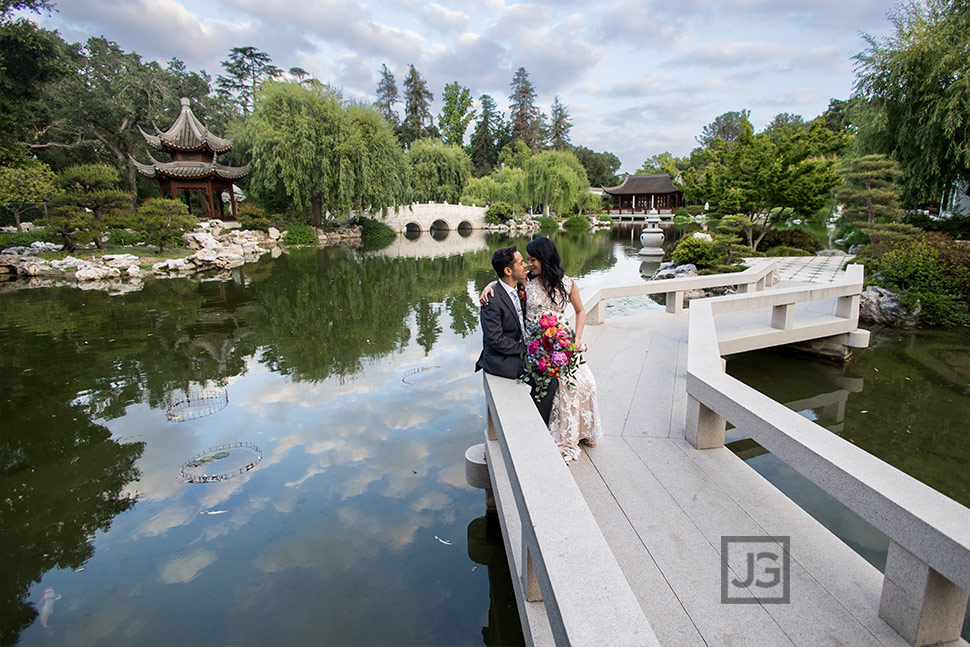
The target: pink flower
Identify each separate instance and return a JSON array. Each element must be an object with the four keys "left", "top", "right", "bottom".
[
  {"left": 539, "top": 314, "right": 558, "bottom": 329},
  {"left": 537, "top": 359, "right": 548, "bottom": 372},
  {"left": 551, "top": 351, "right": 568, "bottom": 367},
  {"left": 528, "top": 340, "right": 540, "bottom": 354}
]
